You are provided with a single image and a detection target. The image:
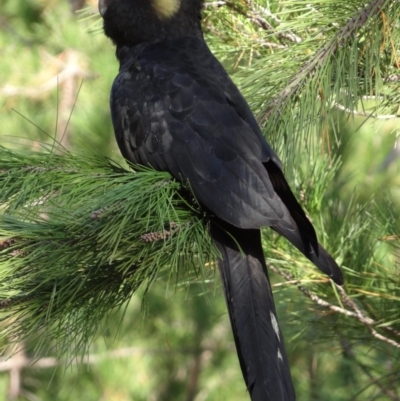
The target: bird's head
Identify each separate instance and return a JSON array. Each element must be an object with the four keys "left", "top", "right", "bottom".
[{"left": 99, "top": 0, "right": 204, "bottom": 47}]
